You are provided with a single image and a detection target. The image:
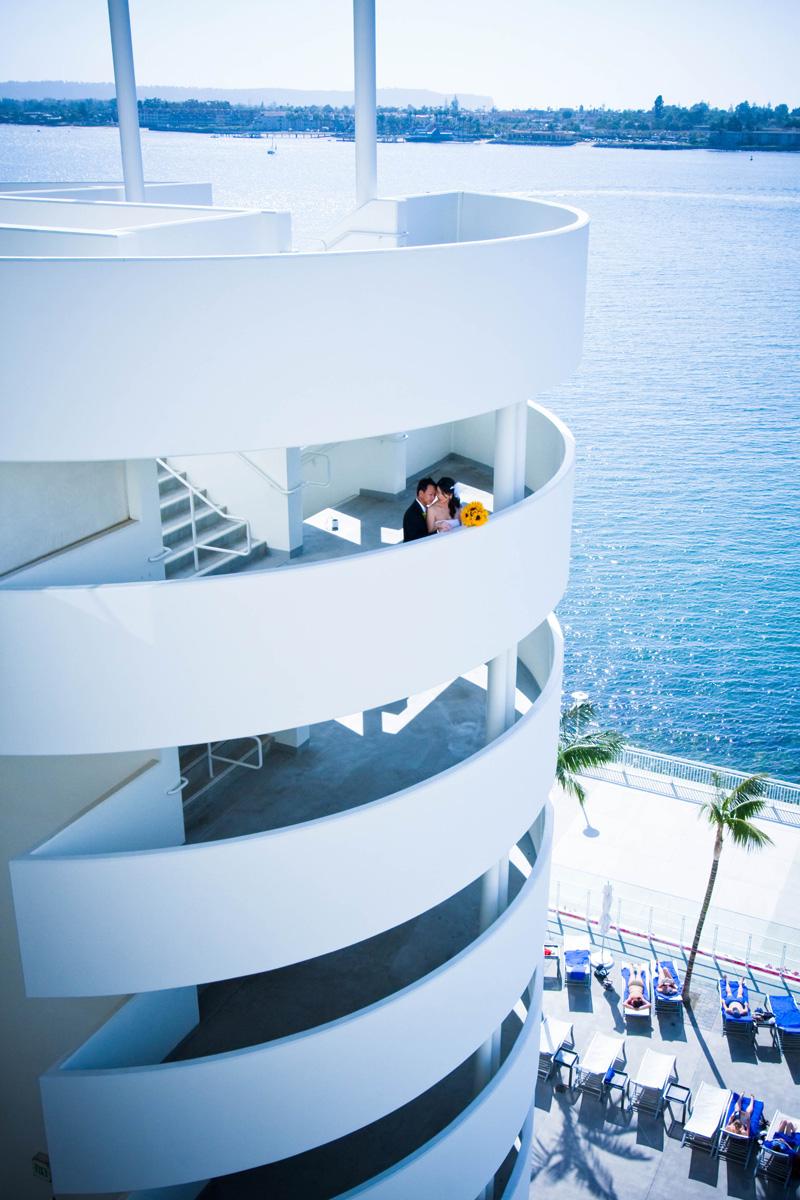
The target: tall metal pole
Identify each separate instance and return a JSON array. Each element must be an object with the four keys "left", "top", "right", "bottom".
[
  {"left": 353, "top": 0, "right": 377, "bottom": 207},
  {"left": 107, "top": 0, "right": 145, "bottom": 202}
]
